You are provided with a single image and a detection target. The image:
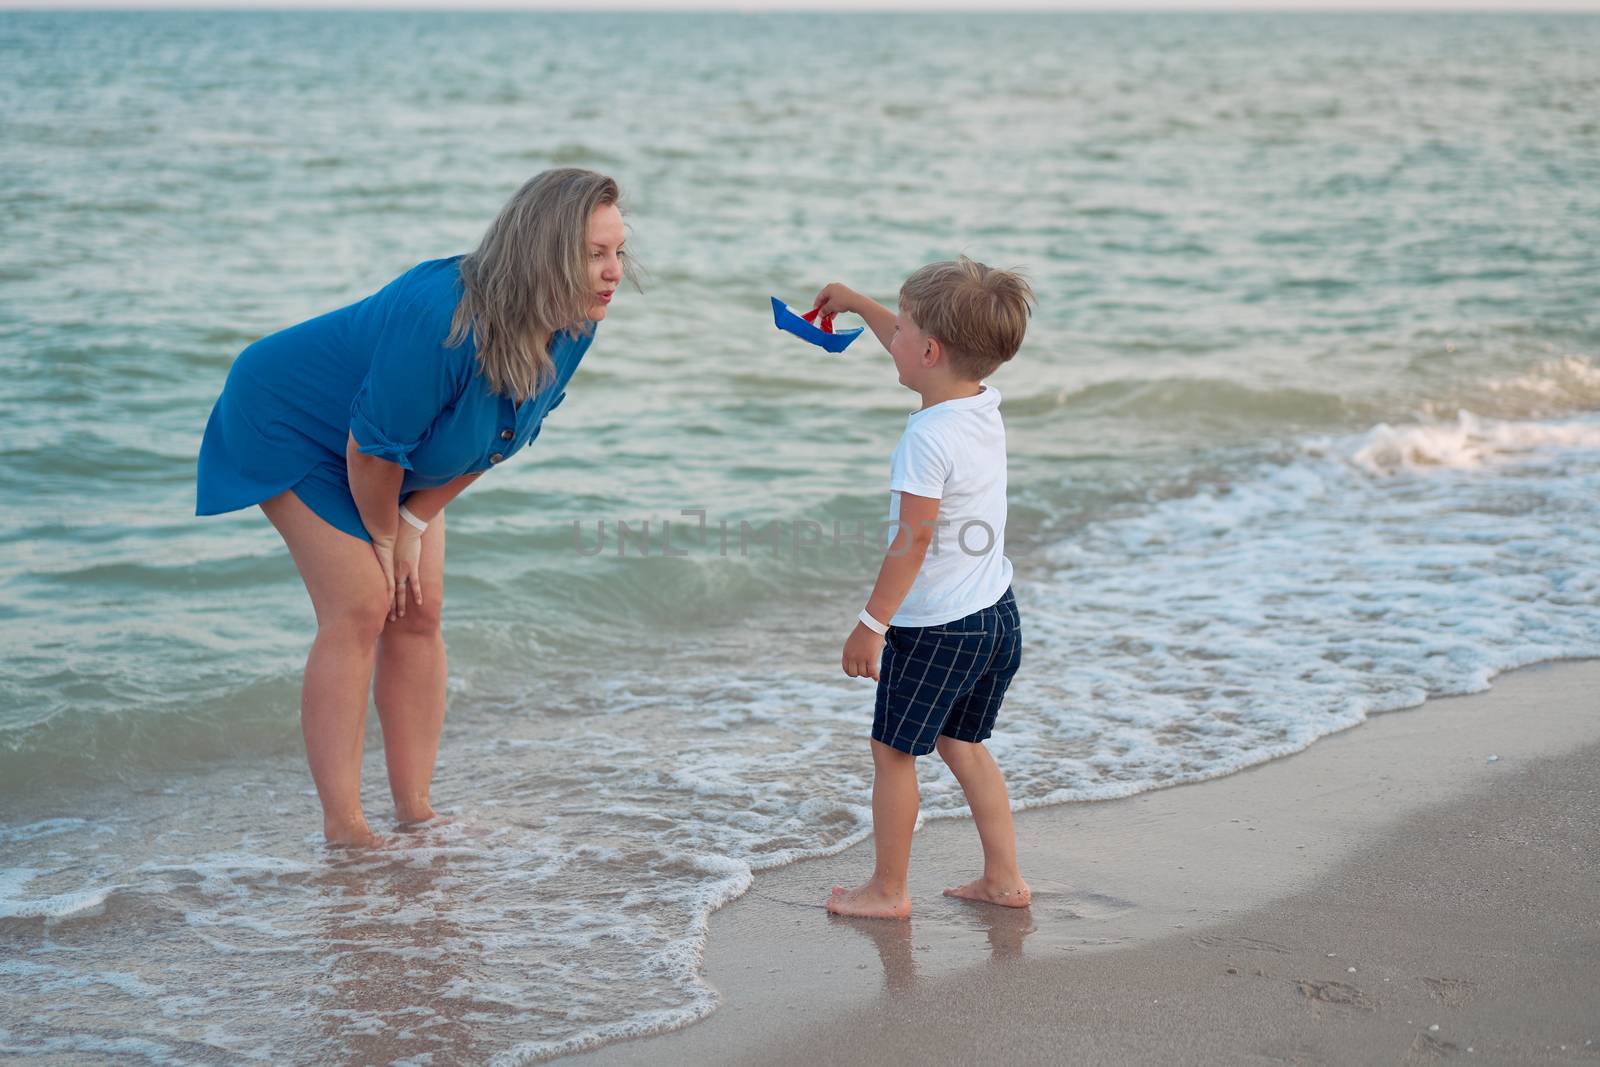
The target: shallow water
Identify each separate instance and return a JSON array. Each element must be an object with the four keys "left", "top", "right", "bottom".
[{"left": 2, "top": 10, "right": 1599, "bottom": 1064}]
